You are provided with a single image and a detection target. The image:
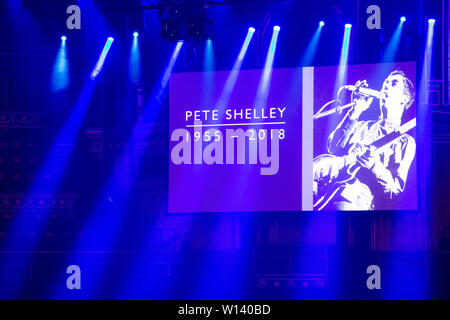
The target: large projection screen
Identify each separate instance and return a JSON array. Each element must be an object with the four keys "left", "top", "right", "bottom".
[{"left": 169, "top": 62, "right": 417, "bottom": 213}]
